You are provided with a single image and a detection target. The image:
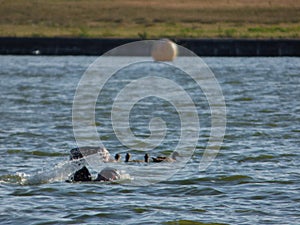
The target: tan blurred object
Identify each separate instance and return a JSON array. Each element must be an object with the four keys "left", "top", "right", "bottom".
[{"left": 151, "top": 39, "right": 178, "bottom": 61}]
